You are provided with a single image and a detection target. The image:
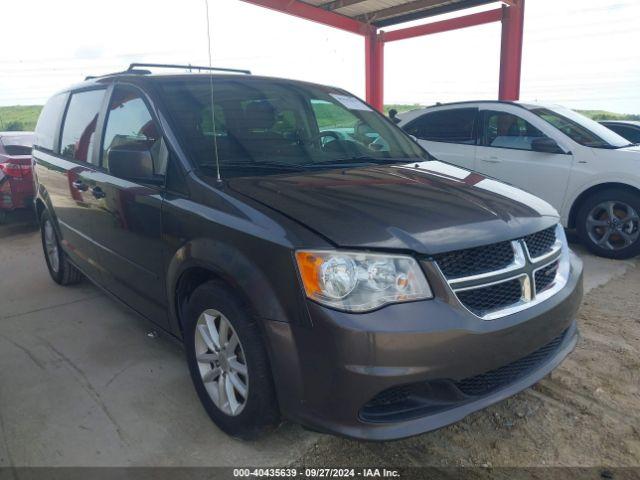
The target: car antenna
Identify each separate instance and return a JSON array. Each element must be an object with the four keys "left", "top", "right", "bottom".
[{"left": 204, "top": 0, "right": 222, "bottom": 183}]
